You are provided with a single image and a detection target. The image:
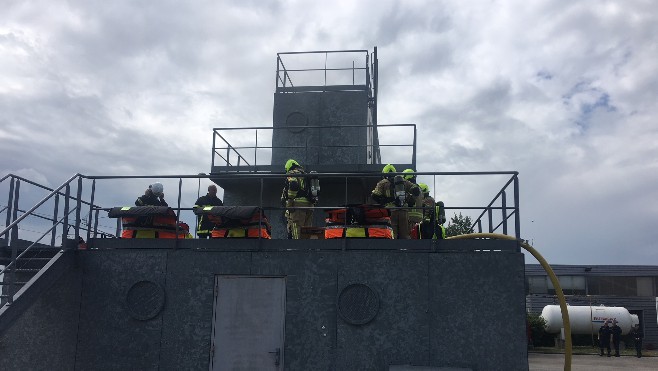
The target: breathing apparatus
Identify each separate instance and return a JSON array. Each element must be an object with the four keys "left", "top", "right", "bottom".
[
  {"left": 309, "top": 171, "right": 320, "bottom": 200},
  {"left": 394, "top": 175, "right": 406, "bottom": 207}
]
